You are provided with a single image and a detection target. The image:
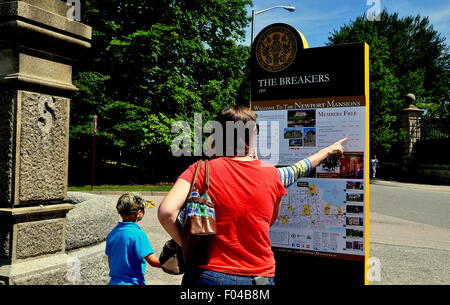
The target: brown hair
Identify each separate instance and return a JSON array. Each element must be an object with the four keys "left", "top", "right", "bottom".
[
  {"left": 214, "top": 105, "right": 257, "bottom": 157},
  {"left": 116, "top": 192, "right": 145, "bottom": 216}
]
